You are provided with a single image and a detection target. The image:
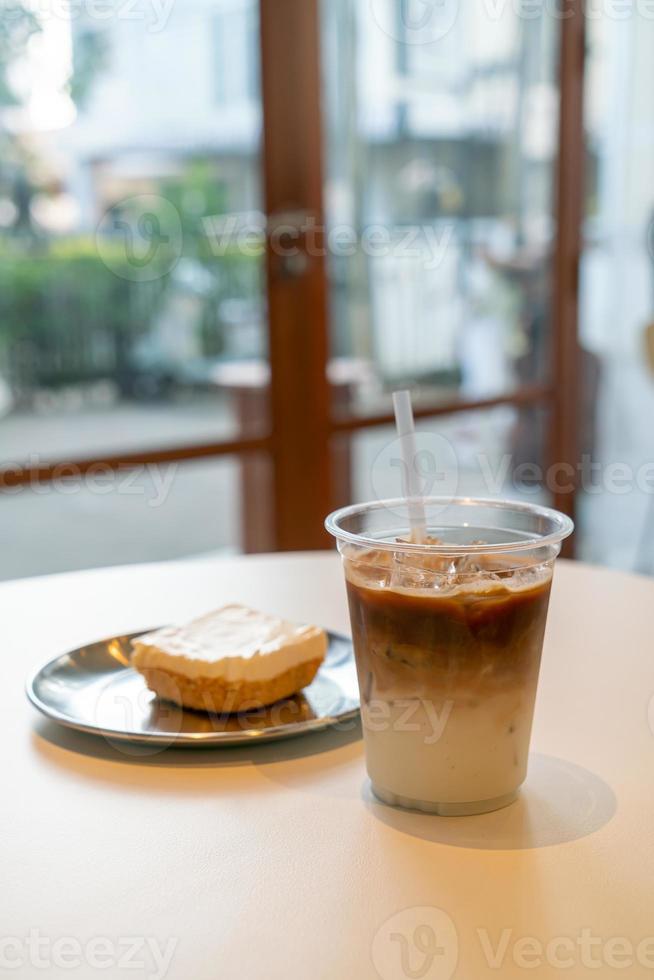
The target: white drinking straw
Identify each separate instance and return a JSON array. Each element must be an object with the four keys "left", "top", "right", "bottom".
[{"left": 392, "top": 389, "right": 427, "bottom": 543}]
